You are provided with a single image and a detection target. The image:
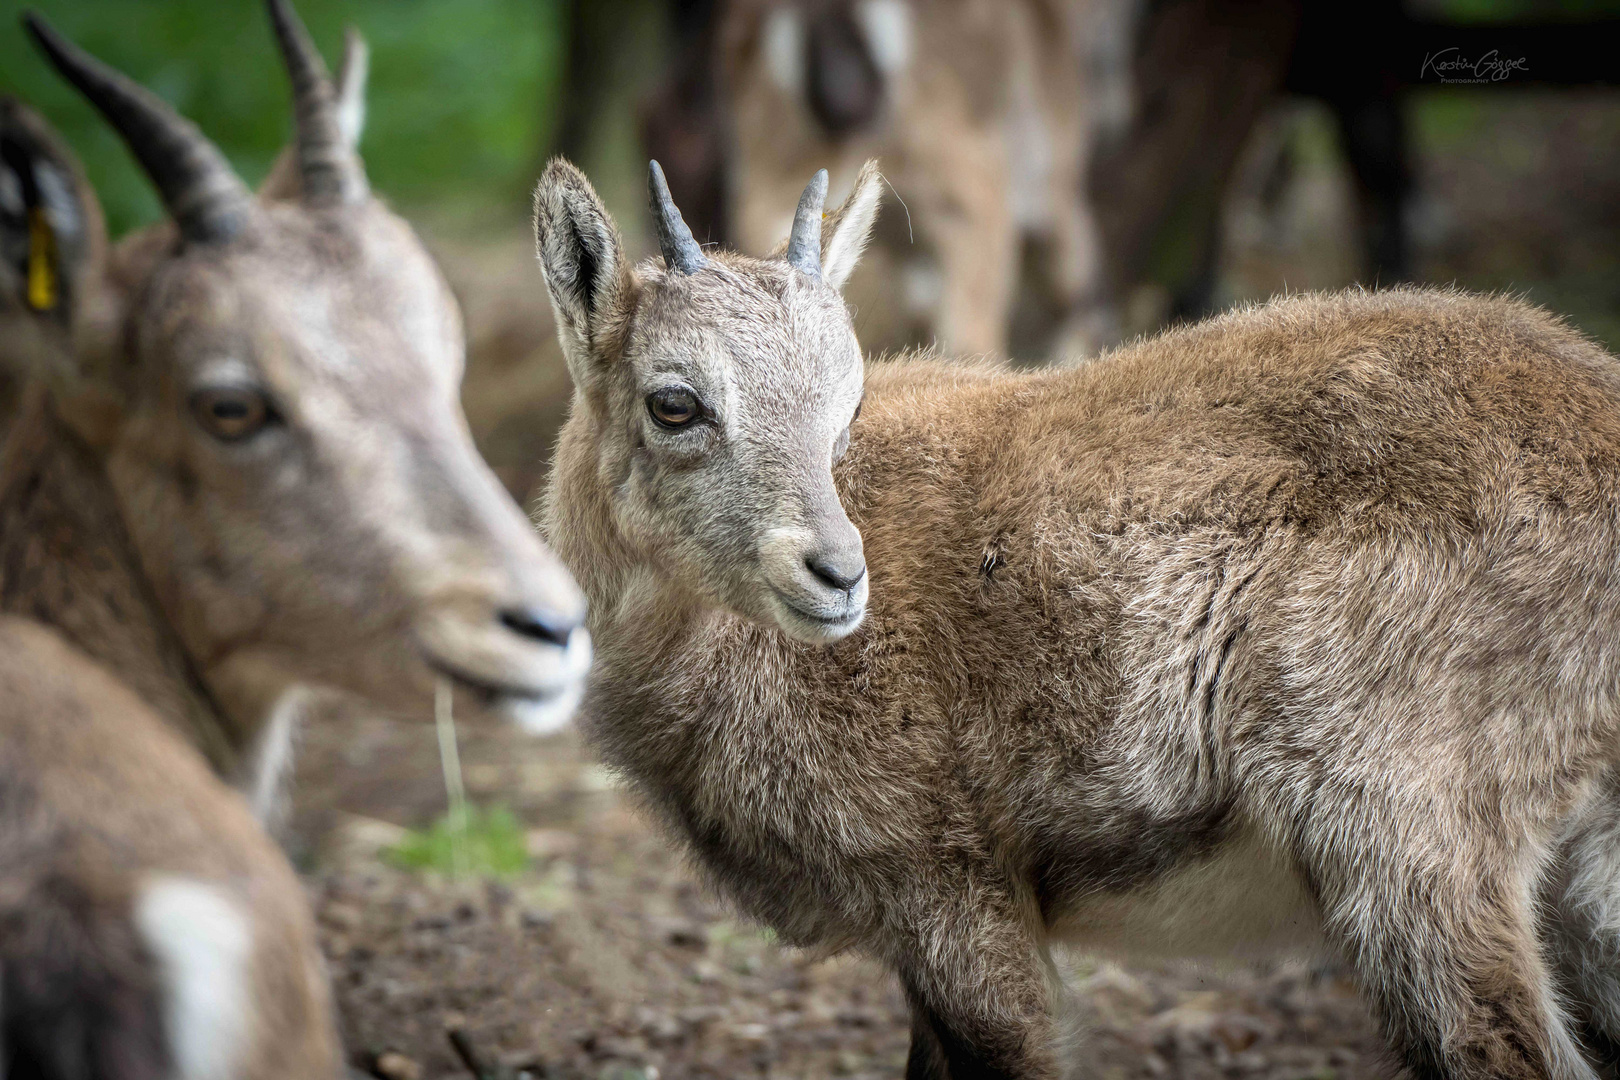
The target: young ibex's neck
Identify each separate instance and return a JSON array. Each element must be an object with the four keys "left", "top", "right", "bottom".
[{"left": 0, "top": 385, "right": 239, "bottom": 772}]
